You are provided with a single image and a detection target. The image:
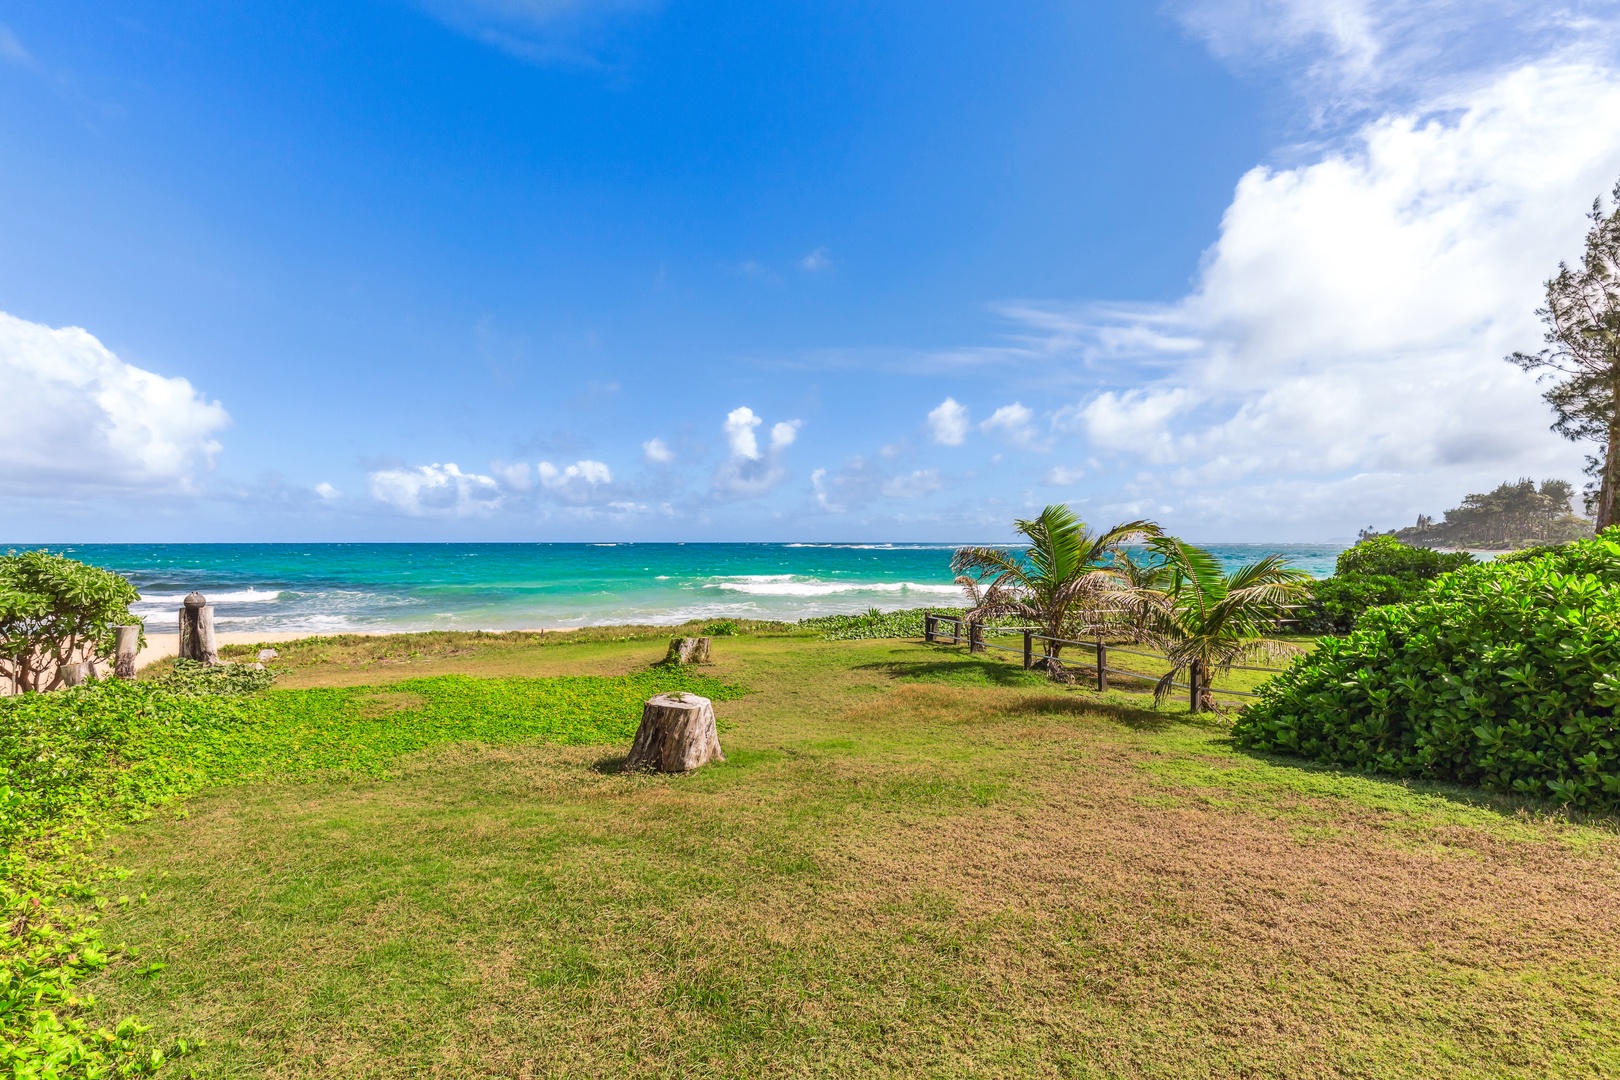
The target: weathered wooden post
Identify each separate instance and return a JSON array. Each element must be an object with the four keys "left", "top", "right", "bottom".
[
  {"left": 1022, "top": 630, "right": 1033, "bottom": 669},
  {"left": 1189, "top": 659, "right": 1203, "bottom": 713},
  {"left": 1095, "top": 638, "right": 1107, "bottom": 692},
  {"left": 60, "top": 662, "right": 89, "bottom": 687},
  {"left": 625, "top": 692, "right": 724, "bottom": 772},
  {"left": 179, "top": 592, "right": 219, "bottom": 665},
  {"left": 951, "top": 617, "right": 961, "bottom": 646},
  {"left": 924, "top": 612, "right": 935, "bottom": 643},
  {"left": 114, "top": 626, "right": 140, "bottom": 679},
  {"left": 968, "top": 620, "right": 984, "bottom": 654}
]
